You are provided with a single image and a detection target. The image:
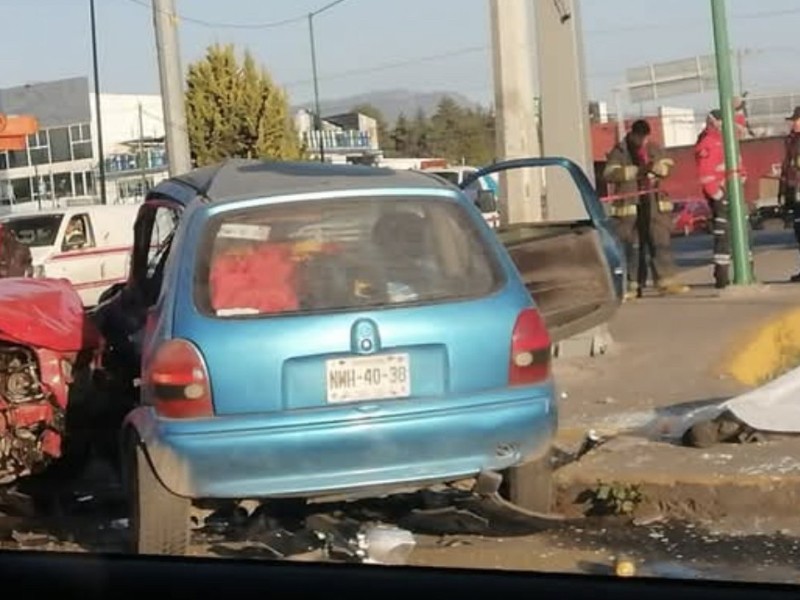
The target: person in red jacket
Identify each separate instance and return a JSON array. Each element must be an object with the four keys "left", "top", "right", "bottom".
[
  {"left": 695, "top": 109, "right": 750, "bottom": 289},
  {"left": 780, "top": 106, "right": 800, "bottom": 282}
]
